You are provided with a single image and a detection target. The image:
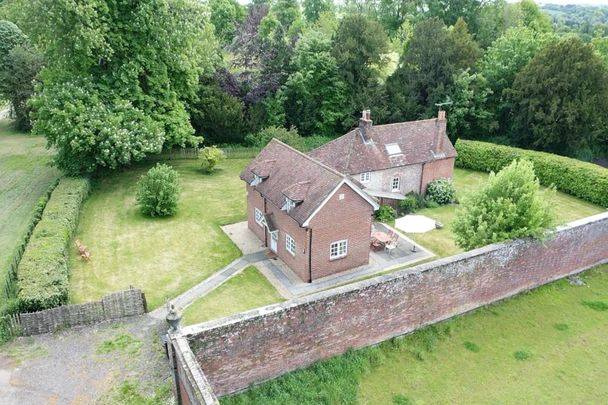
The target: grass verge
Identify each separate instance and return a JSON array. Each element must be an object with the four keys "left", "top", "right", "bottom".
[{"left": 182, "top": 266, "right": 284, "bottom": 325}]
